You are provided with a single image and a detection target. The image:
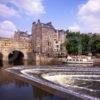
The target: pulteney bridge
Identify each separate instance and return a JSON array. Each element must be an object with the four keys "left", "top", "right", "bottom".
[{"left": 0, "top": 37, "right": 32, "bottom": 67}]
